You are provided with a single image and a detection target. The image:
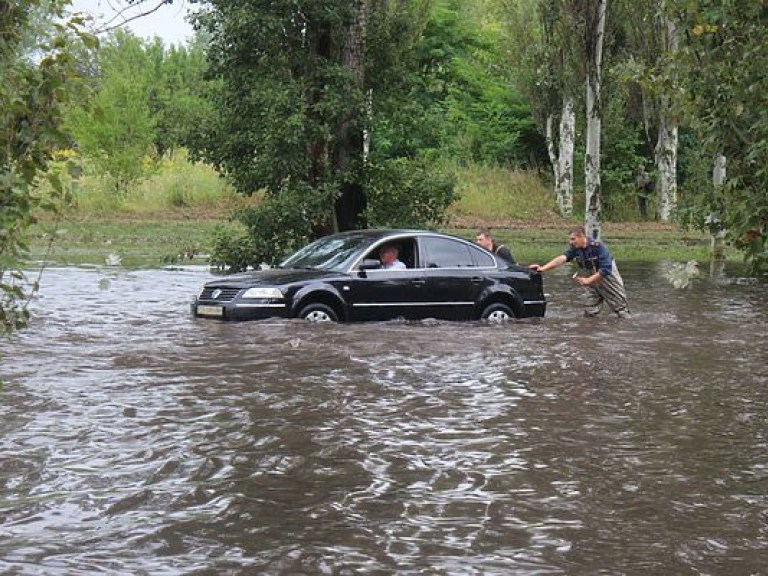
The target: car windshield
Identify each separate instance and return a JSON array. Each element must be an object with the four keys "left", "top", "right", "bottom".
[{"left": 280, "top": 234, "right": 374, "bottom": 271}]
